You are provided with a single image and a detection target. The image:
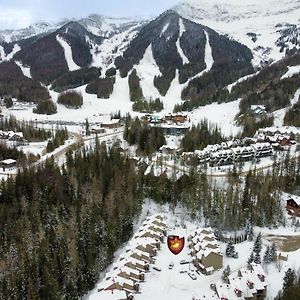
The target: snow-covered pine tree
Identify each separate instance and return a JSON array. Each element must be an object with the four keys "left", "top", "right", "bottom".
[
  {"left": 283, "top": 268, "right": 296, "bottom": 292},
  {"left": 253, "top": 232, "right": 262, "bottom": 254},
  {"left": 269, "top": 242, "right": 277, "bottom": 261},
  {"left": 263, "top": 246, "right": 271, "bottom": 264},
  {"left": 254, "top": 251, "right": 261, "bottom": 264},
  {"left": 248, "top": 252, "right": 254, "bottom": 265},
  {"left": 222, "top": 265, "right": 231, "bottom": 283},
  {"left": 226, "top": 241, "right": 235, "bottom": 257}
]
